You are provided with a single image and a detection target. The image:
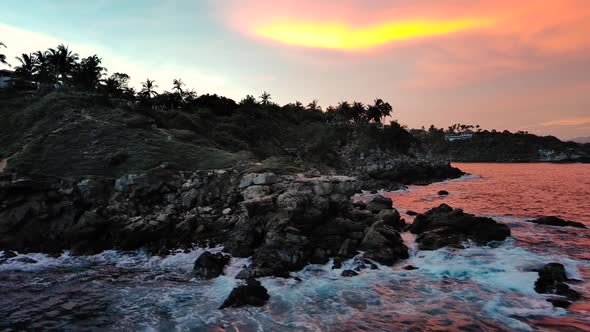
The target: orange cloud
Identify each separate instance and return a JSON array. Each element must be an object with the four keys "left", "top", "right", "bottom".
[
  {"left": 252, "top": 18, "right": 492, "bottom": 50},
  {"left": 542, "top": 117, "right": 590, "bottom": 127}
]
